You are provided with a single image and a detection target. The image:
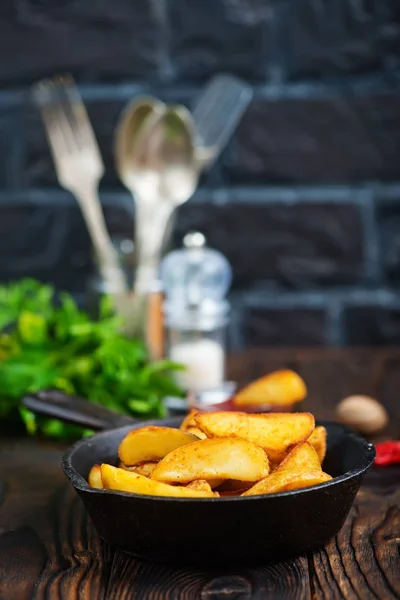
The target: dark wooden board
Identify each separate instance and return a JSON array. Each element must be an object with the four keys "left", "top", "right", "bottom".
[{"left": 0, "top": 349, "right": 399, "bottom": 599}]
